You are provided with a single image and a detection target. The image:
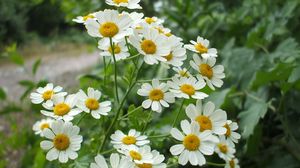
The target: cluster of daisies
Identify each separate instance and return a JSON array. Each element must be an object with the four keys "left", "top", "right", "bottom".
[{"left": 31, "top": 0, "right": 241, "bottom": 167}]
